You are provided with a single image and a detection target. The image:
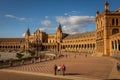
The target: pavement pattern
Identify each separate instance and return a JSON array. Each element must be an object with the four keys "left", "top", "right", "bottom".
[
  {"left": 0, "top": 70, "right": 72, "bottom": 80},
  {"left": 0, "top": 52, "right": 120, "bottom": 80}
]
